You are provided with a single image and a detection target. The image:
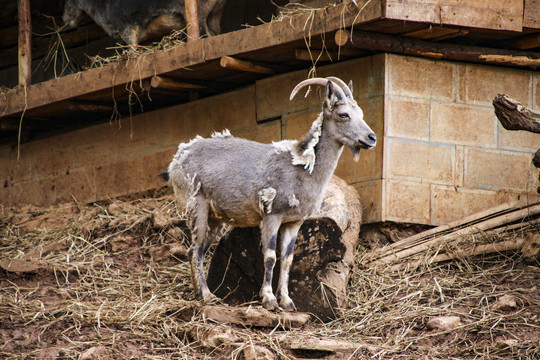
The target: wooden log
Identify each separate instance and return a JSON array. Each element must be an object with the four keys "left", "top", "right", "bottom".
[
  {"left": 150, "top": 76, "right": 205, "bottom": 90},
  {"left": 200, "top": 305, "right": 310, "bottom": 329},
  {"left": 492, "top": 94, "right": 540, "bottom": 134},
  {"left": 17, "top": 0, "right": 32, "bottom": 86},
  {"left": 219, "top": 56, "right": 275, "bottom": 74},
  {"left": 206, "top": 176, "right": 362, "bottom": 321},
  {"left": 335, "top": 30, "right": 540, "bottom": 68},
  {"left": 283, "top": 337, "right": 380, "bottom": 353},
  {"left": 185, "top": 0, "right": 200, "bottom": 40}
]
